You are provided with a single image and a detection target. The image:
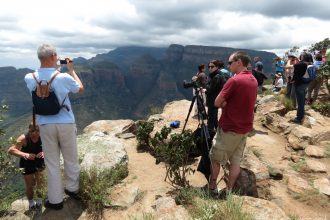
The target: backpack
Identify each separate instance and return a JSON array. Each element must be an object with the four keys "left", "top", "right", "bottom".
[
  {"left": 219, "top": 68, "right": 233, "bottom": 80},
  {"left": 302, "top": 65, "right": 316, "bottom": 83},
  {"left": 32, "top": 71, "right": 68, "bottom": 115}
]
